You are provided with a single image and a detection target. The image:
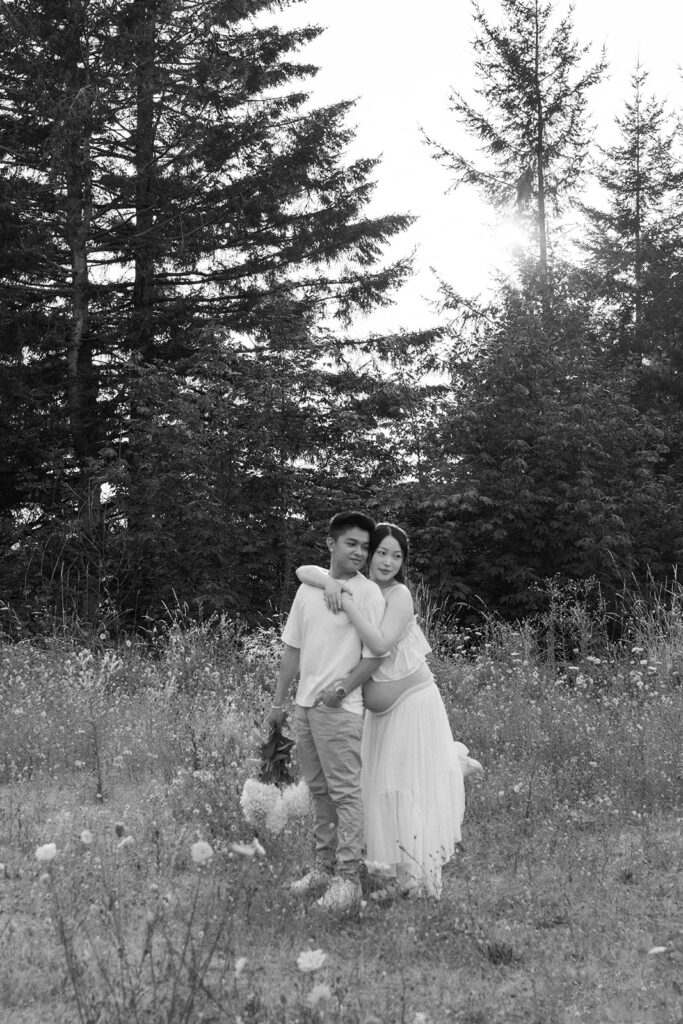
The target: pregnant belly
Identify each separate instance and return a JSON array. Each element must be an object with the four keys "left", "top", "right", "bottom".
[{"left": 362, "top": 663, "right": 431, "bottom": 713}]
